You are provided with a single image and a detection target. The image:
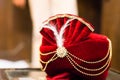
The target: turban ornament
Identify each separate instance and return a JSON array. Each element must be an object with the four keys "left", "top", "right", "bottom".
[{"left": 39, "top": 14, "right": 112, "bottom": 80}]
